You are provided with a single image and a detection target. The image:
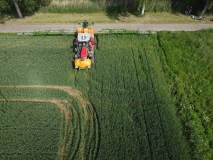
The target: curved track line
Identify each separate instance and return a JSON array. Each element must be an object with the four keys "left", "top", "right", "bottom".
[
  {"left": 0, "top": 99, "right": 67, "bottom": 111},
  {"left": 0, "top": 85, "right": 90, "bottom": 122},
  {"left": 0, "top": 98, "right": 70, "bottom": 124},
  {"left": 0, "top": 85, "right": 99, "bottom": 160},
  {"left": 0, "top": 85, "right": 89, "bottom": 117}
]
